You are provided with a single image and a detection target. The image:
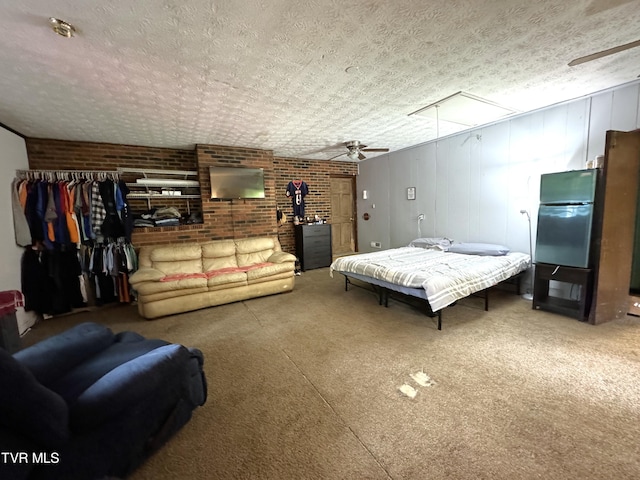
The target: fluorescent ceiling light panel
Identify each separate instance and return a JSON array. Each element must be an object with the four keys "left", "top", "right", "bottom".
[{"left": 409, "top": 91, "right": 518, "bottom": 127}]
